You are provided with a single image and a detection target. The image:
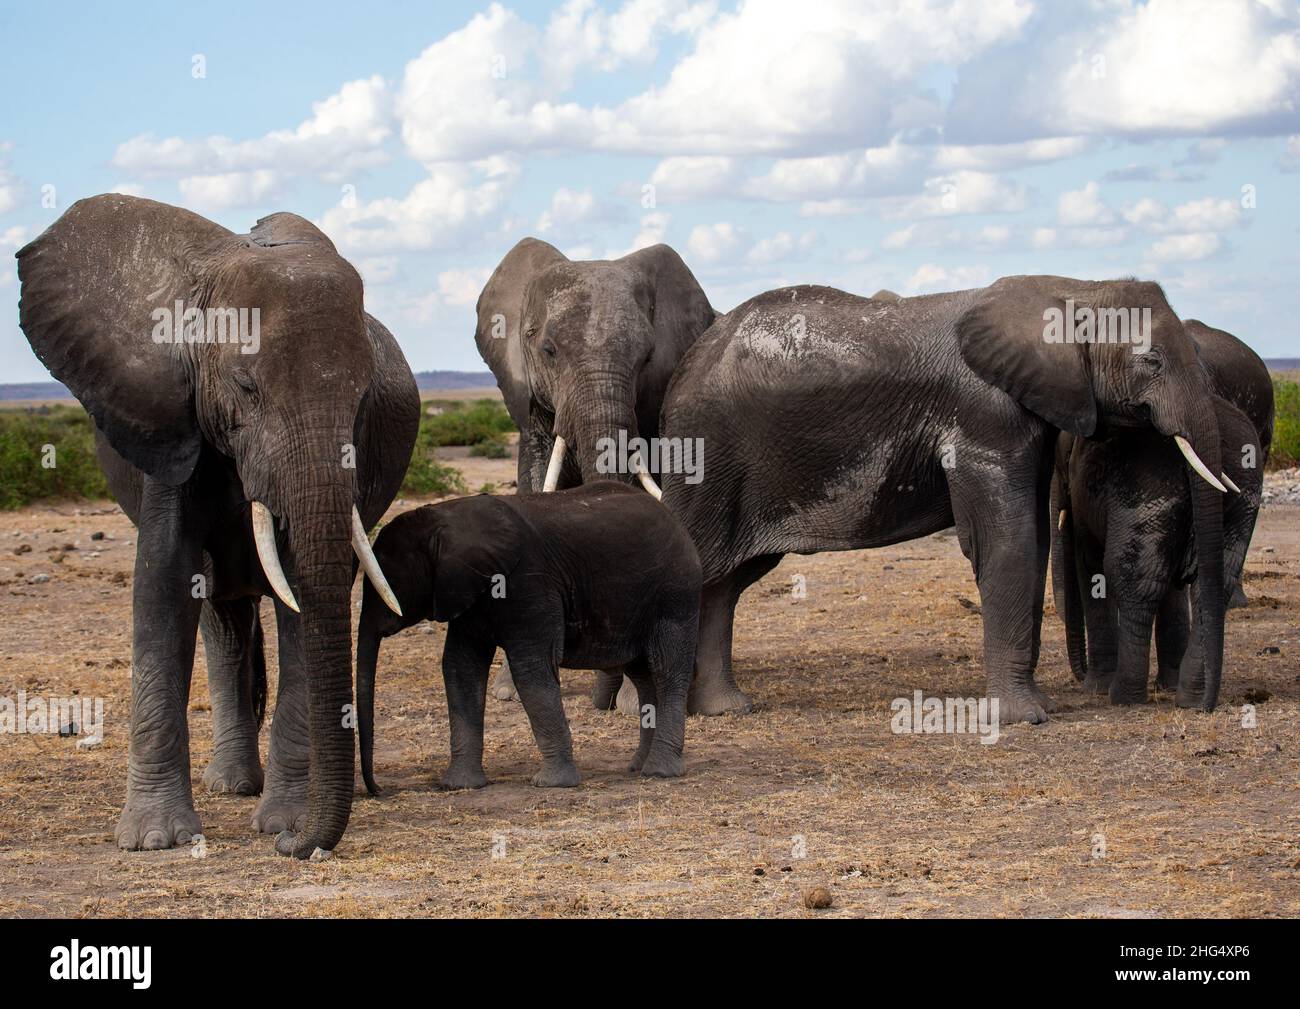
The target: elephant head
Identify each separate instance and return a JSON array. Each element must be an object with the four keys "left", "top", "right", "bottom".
[
  {"left": 957, "top": 276, "right": 1230, "bottom": 709},
  {"left": 475, "top": 238, "right": 714, "bottom": 492},
  {"left": 354, "top": 497, "right": 526, "bottom": 794},
  {"left": 17, "top": 194, "right": 405, "bottom": 854}
]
